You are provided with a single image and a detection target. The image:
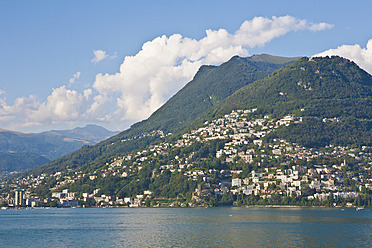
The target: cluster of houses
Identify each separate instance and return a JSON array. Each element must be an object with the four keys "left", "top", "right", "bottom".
[
  {"left": 1, "top": 109, "right": 371, "bottom": 208},
  {"left": 194, "top": 164, "right": 365, "bottom": 202}
]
